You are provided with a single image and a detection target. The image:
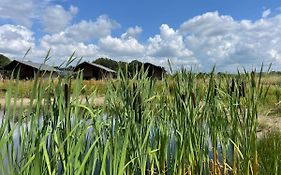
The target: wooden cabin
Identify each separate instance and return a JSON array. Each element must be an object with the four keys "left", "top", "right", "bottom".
[
  {"left": 3, "top": 60, "right": 58, "bottom": 79},
  {"left": 143, "top": 63, "right": 166, "bottom": 79},
  {"left": 74, "top": 62, "right": 116, "bottom": 80}
]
